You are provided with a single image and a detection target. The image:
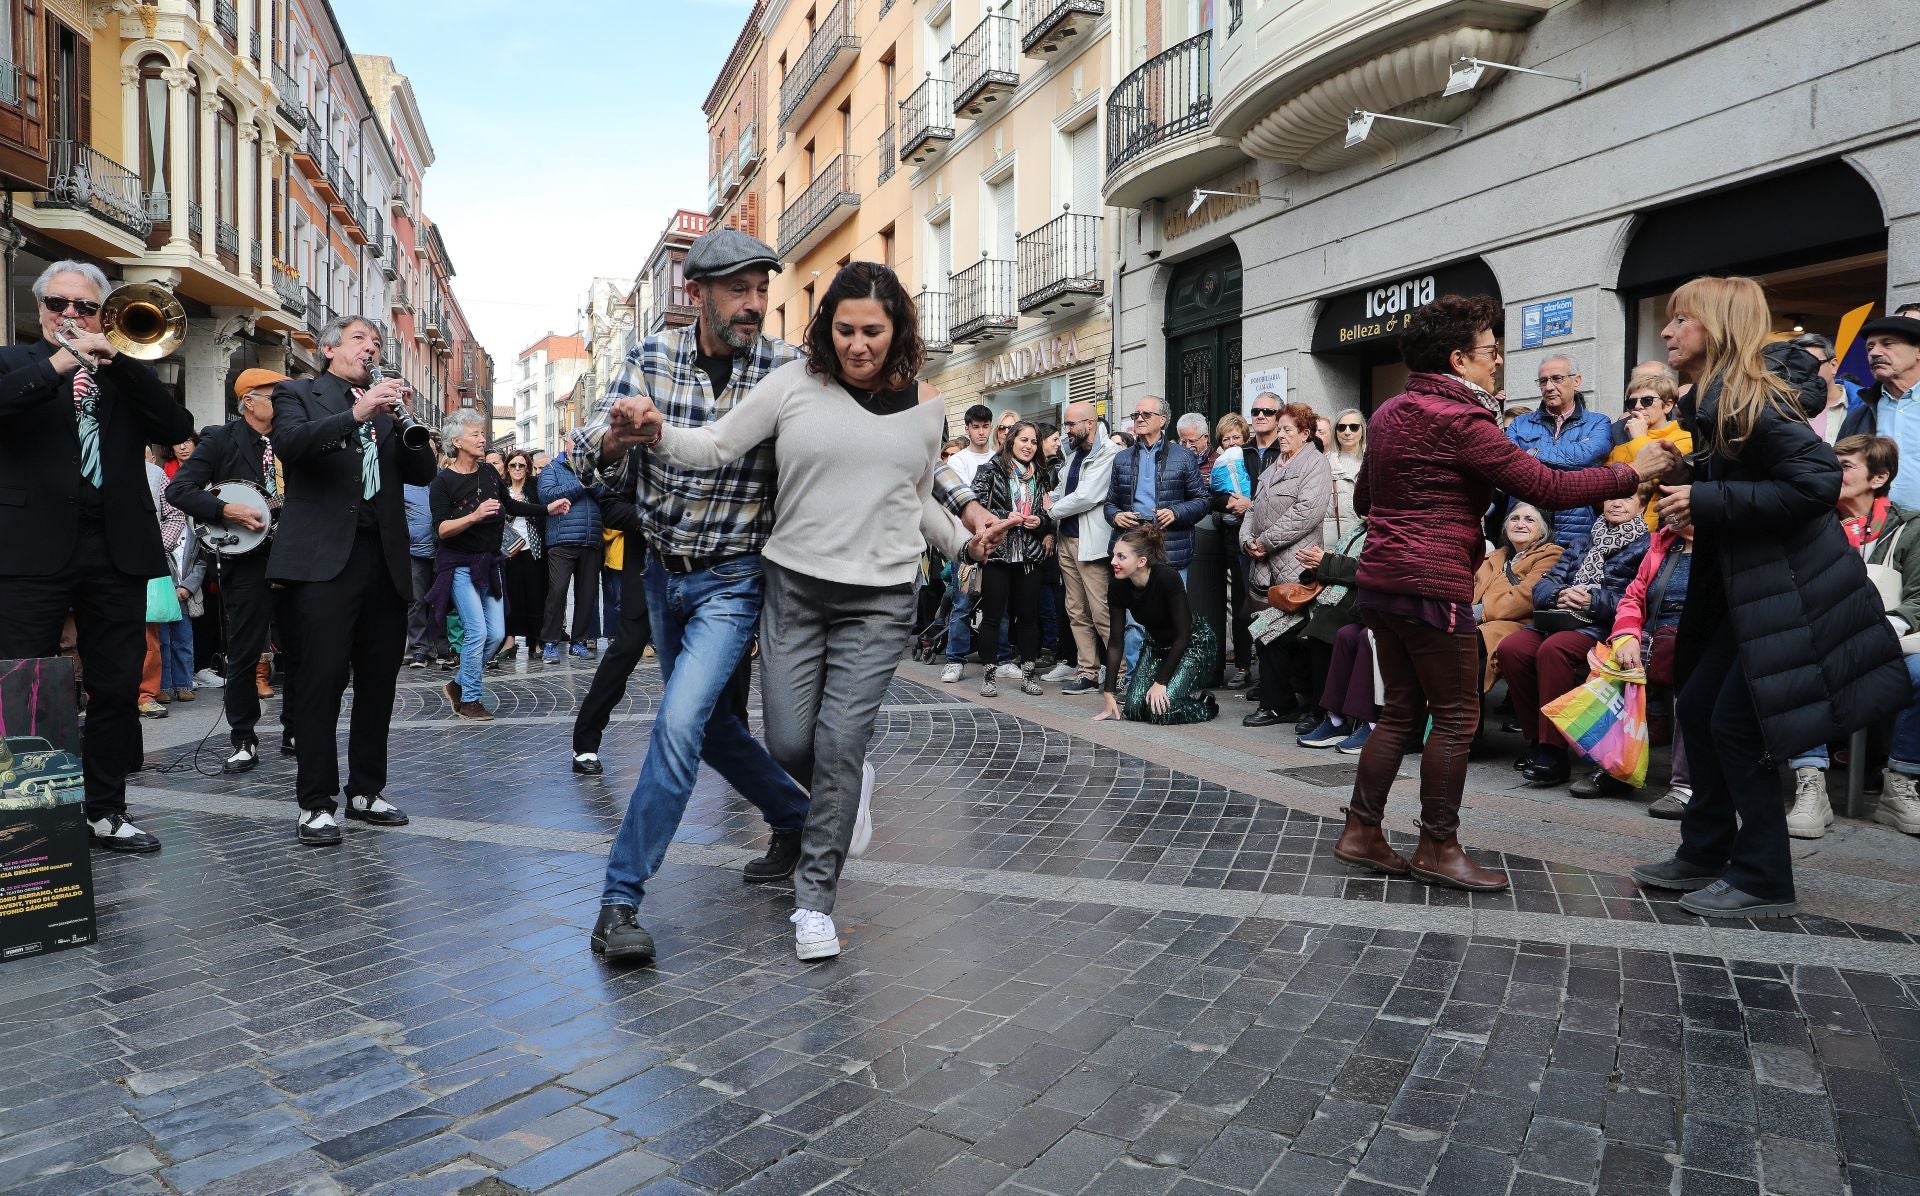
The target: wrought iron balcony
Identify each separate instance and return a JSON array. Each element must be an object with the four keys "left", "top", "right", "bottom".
[
  {"left": 251, "top": 29, "right": 260, "bottom": 62},
  {"left": 42, "top": 140, "right": 151, "bottom": 238},
  {"left": 188, "top": 201, "right": 202, "bottom": 240},
  {"left": 736, "top": 121, "right": 759, "bottom": 172},
  {"left": 877, "top": 124, "right": 896, "bottom": 185},
  {"left": 1022, "top": 0, "right": 1103, "bottom": 56},
  {"left": 954, "top": 14, "right": 1020, "bottom": 118},
  {"left": 1227, "top": 0, "right": 1242, "bottom": 34},
  {"left": 950, "top": 258, "right": 1018, "bottom": 343},
  {"left": 916, "top": 288, "right": 953, "bottom": 354},
  {"left": 216, "top": 219, "right": 238, "bottom": 261},
  {"left": 274, "top": 264, "right": 301, "bottom": 311},
  {"left": 0, "top": 59, "right": 21, "bottom": 107},
  {"left": 778, "top": 0, "right": 859, "bottom": 129},
  {"left": 302, "top": 286, "right": 325, "bottom": 335},
  {"left": 392, "top": 274, "right": 411, "bottom": 311},
  {"left": 366, "top": 209, "right": 384, "bottom": 251},
  {"left": 272, "top": 64, "right": 301, "bottom": 125},
  {"left": 899, "top": 76, "right": 954, "bottom": 165},
  {"left": 380, "top": 234, "right": 399, "bottom": 279},
  {"left": 251, "top": 237, "right": 261, "bottom": 271},
  {"left": 777, "top": 153, "right": 859, "bottom": 261},
  {"left": 1017, "top": 211, "right": 1103, "bottom": 314},
  {"left": 214, "top": 0, "right": 238, "bottom": 49},
  {"left": 707, "top": 173, "right": 722, "bottom": 216},
  {"left": 1108, "top": 31, "right": 1212, "bottom": 176}
]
